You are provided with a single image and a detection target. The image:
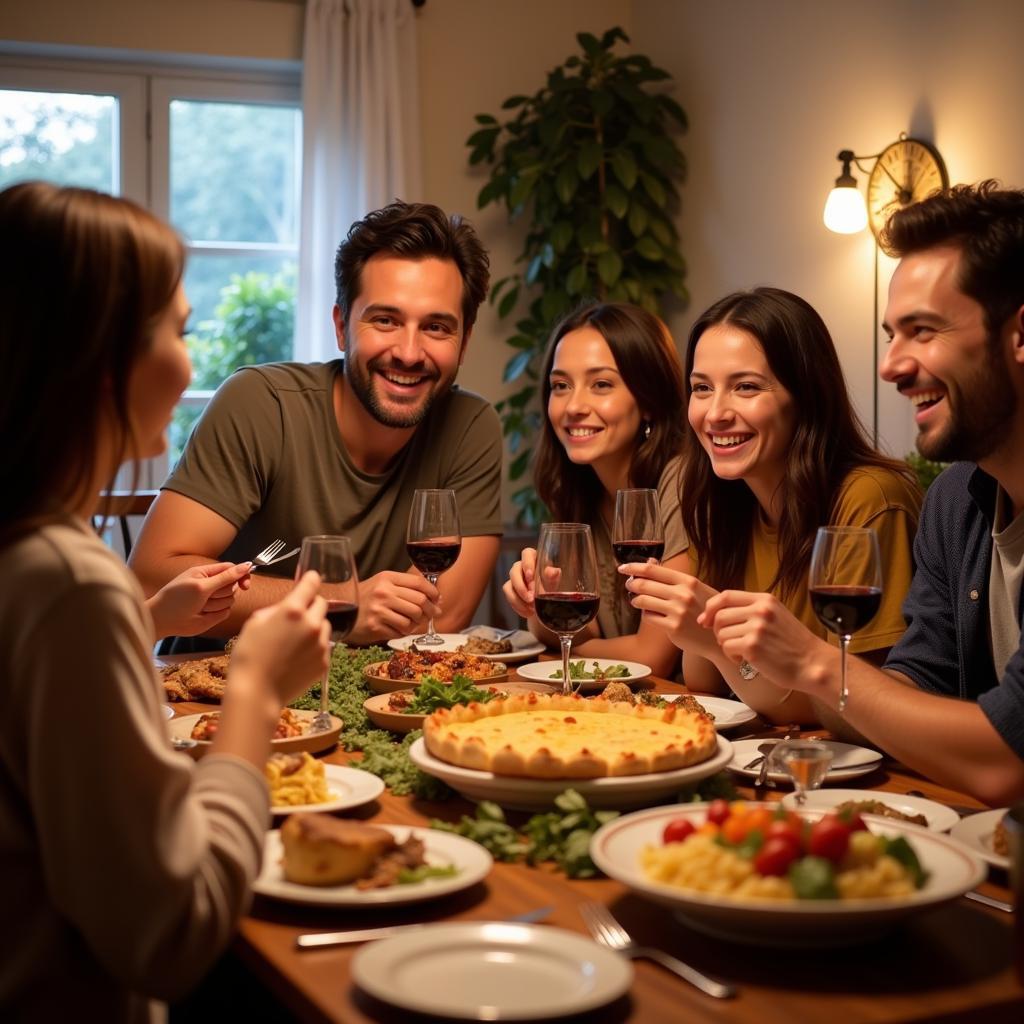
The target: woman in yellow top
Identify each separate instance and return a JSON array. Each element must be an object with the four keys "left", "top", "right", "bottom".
[{"left": 625, "top": 287, "right": 922, "bottom": 724}]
